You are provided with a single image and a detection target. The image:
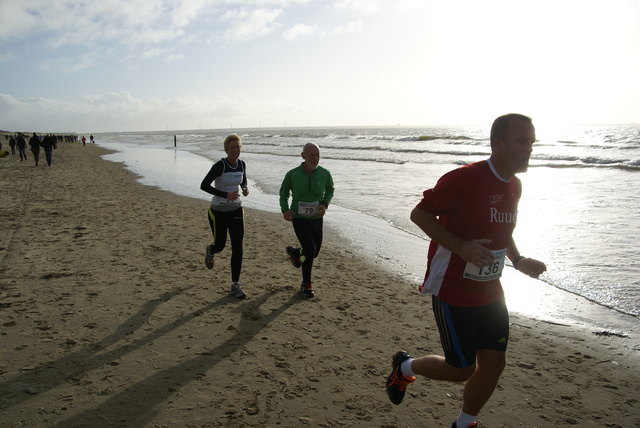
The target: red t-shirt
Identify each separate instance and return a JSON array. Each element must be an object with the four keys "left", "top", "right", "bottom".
[{"left": 416, "top": 160, "right": 521, "bottom": 307}]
